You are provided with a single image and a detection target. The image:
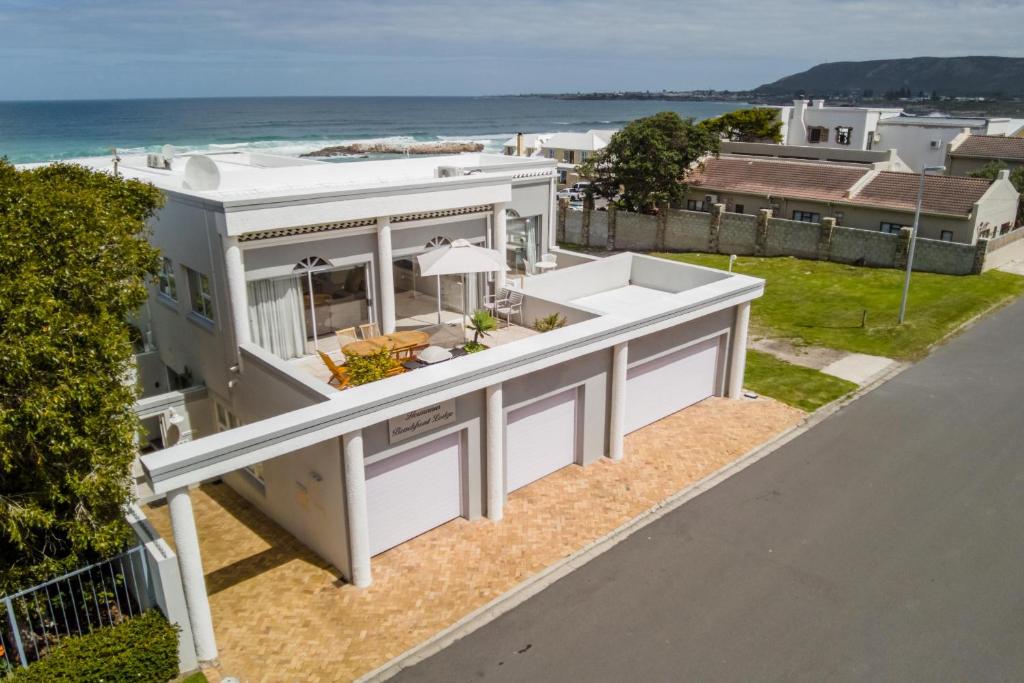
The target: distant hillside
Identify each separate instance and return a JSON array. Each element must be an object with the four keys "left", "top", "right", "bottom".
[{"left": 756, "top": 57, "right": 1024, "bottom": 98}]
